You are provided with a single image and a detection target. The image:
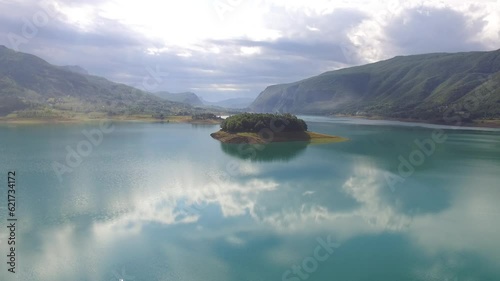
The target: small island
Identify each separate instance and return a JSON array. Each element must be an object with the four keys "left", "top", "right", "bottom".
[{"left": 211, "top": 113, "right": 348, "bottom": 144}]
